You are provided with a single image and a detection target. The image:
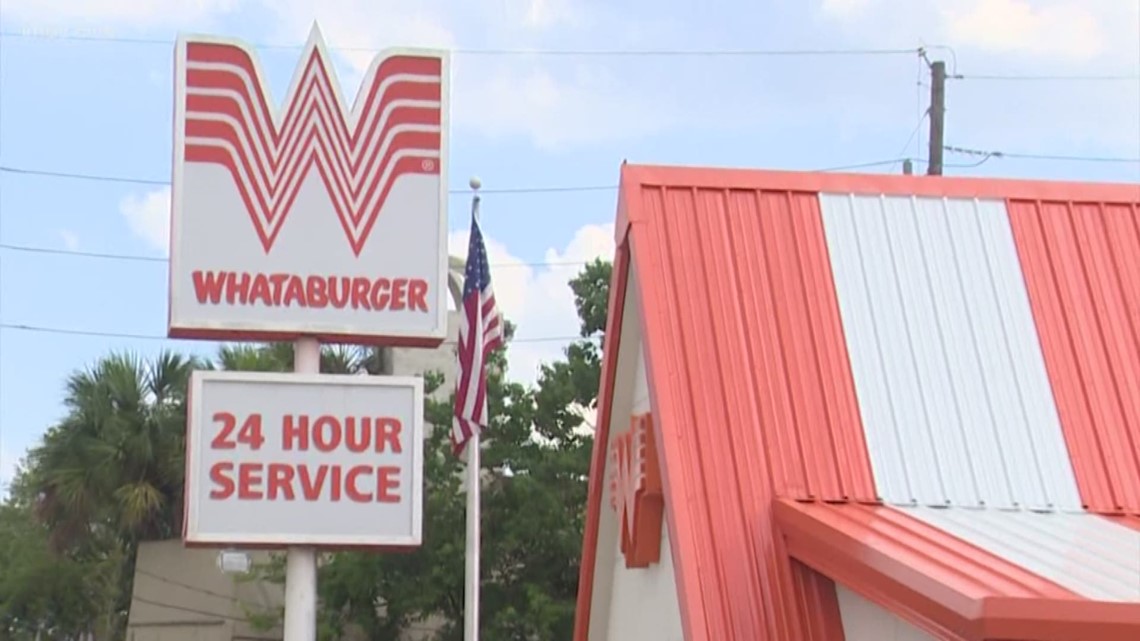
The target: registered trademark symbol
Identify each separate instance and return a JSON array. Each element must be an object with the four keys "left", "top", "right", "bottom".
[{"left": 422, "top": 159, "right": 435, "bottom": 171}]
